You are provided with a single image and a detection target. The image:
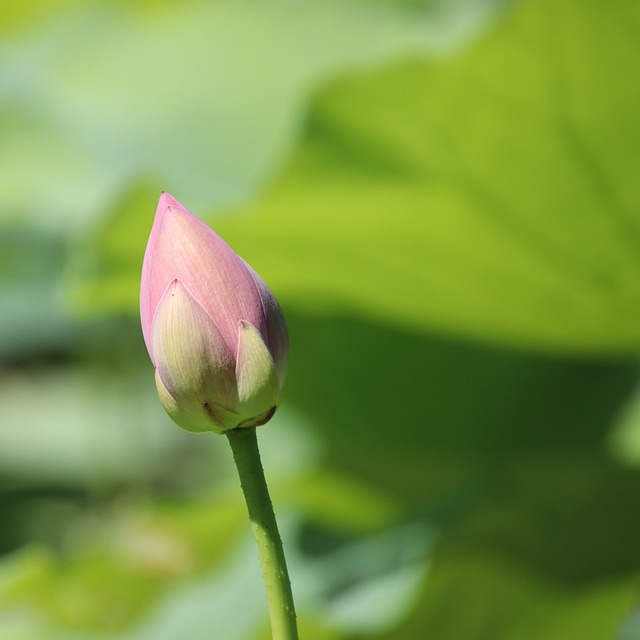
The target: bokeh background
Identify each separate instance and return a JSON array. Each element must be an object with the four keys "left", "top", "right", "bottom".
[{"left": 2, "top": 0, "right": 640, "bottom": 638}]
